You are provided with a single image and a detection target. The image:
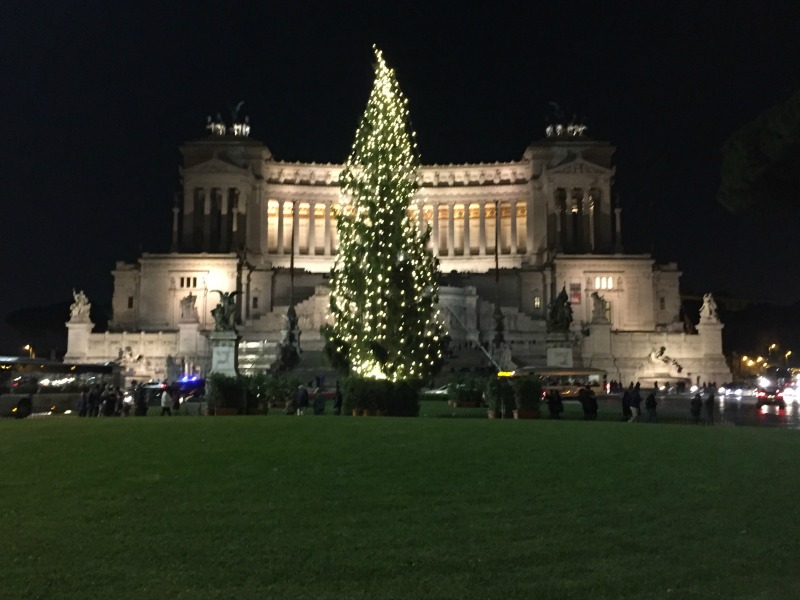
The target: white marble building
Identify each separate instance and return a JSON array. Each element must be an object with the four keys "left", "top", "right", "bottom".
[{"left": 66, "top": 117, "right": 730, "bottom": 386}]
